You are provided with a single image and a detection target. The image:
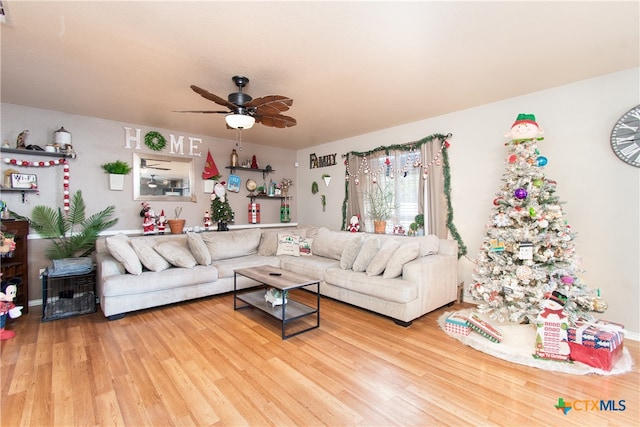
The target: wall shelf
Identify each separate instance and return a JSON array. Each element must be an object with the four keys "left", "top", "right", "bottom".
[
  {"left": 1, "top": 147, "right": 75, "bottom": 158},
  {"left": 226, "top": 165, "right": 275, "bottom": 180},
  {"left": 1, "top": 188, "right": 39, "bottom": 203}
]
